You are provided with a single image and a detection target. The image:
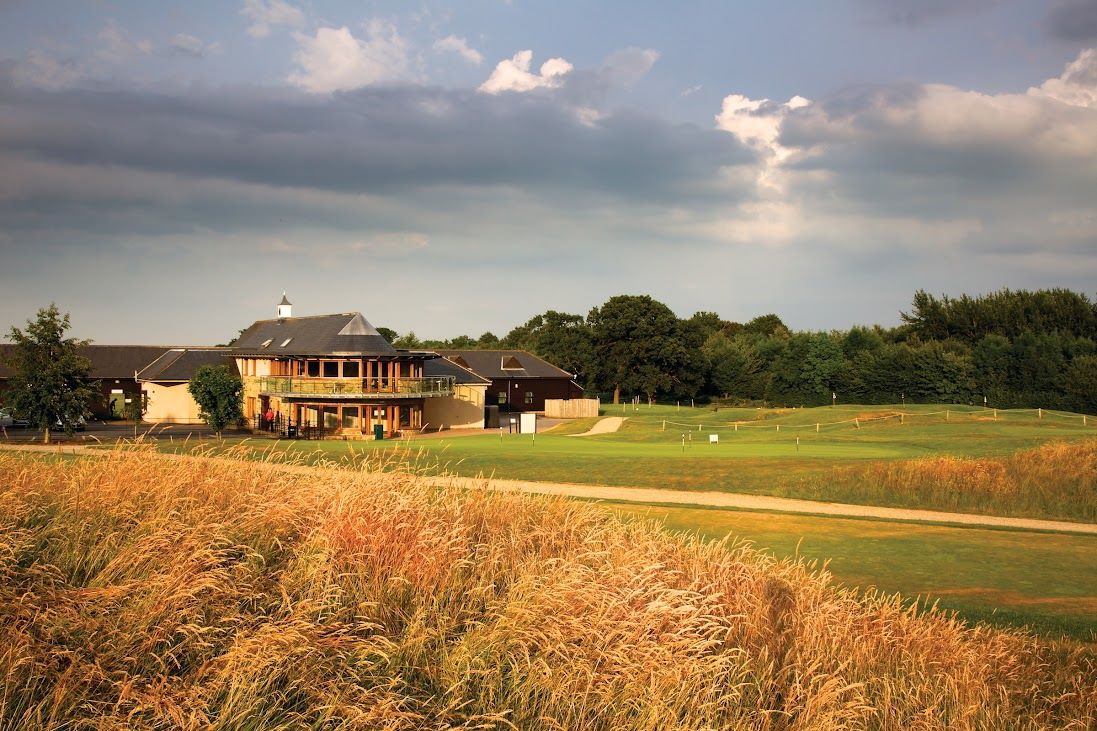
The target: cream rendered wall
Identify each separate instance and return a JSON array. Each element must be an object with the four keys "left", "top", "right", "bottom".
[
  {"left": 423, "top": 384, "right": 486, "bottom": 430},
  {"left": 143, "top": 381, "right": 204, "bottom": 423}
]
